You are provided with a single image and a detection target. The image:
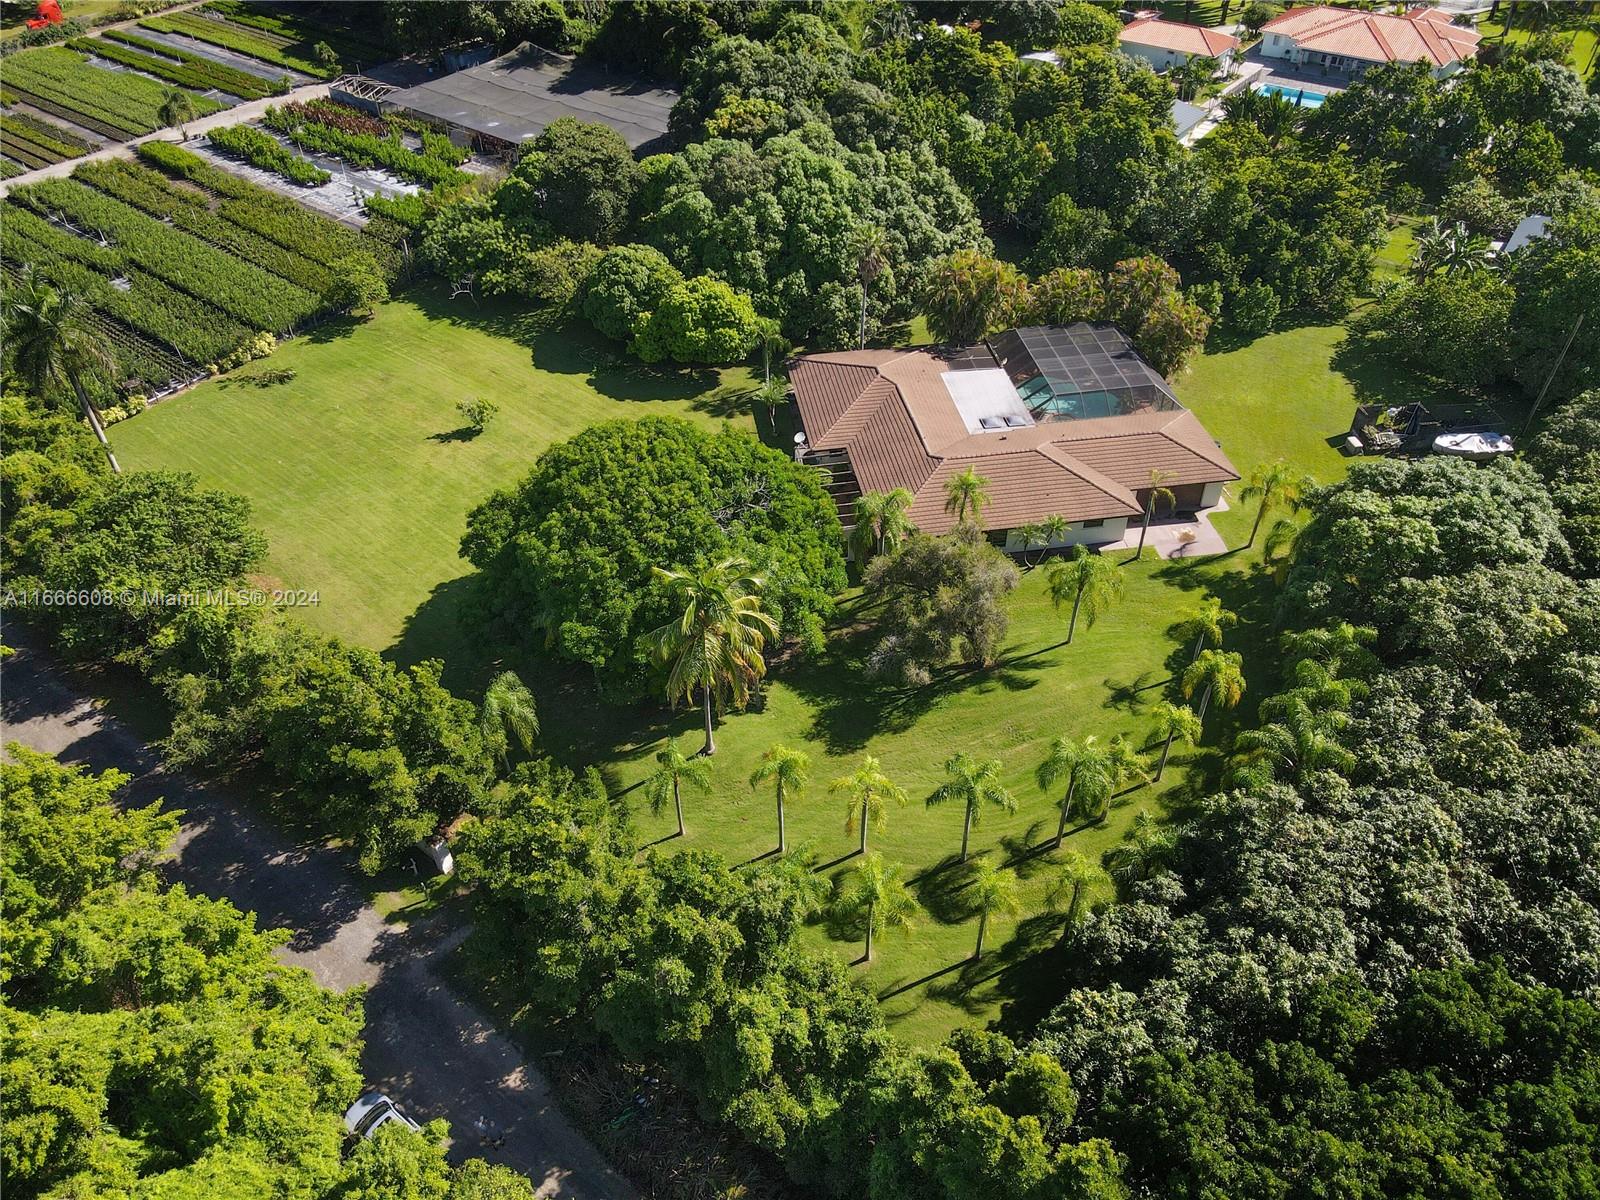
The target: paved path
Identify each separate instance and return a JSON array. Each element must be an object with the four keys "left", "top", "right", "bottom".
[
  {"left": 0, "top": 633, "right": 637, "bottom": 1200},
  {"left": 0, "top": 80, "right": 332, "bottom": 195}
]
